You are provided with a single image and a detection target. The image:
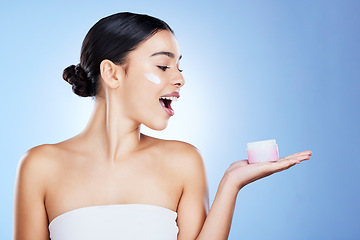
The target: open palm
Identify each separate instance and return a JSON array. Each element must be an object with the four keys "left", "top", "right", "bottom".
[{"left": 226, "top": 151, "right": 312, "bottom": 190}]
